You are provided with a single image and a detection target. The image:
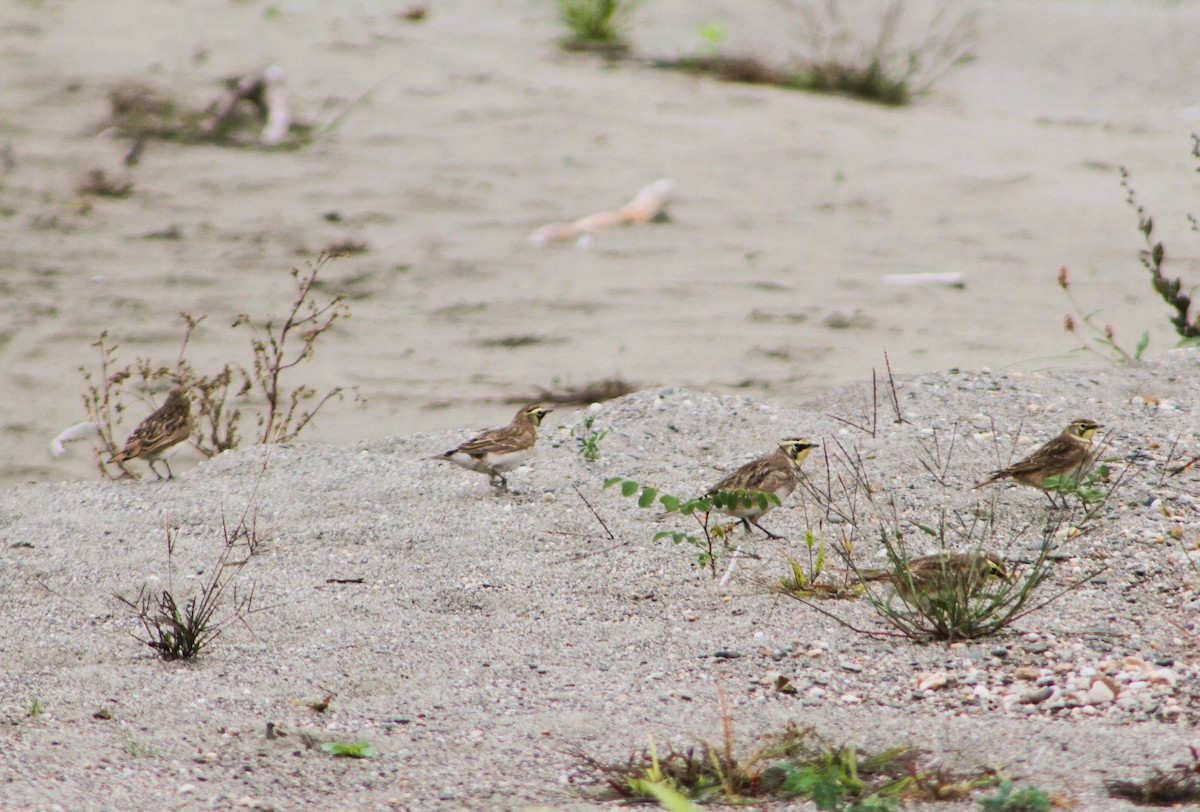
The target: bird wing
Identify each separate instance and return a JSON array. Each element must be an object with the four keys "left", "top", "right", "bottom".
[{"left": 445, "top": 424, "right": 527, "bottom": 459}]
